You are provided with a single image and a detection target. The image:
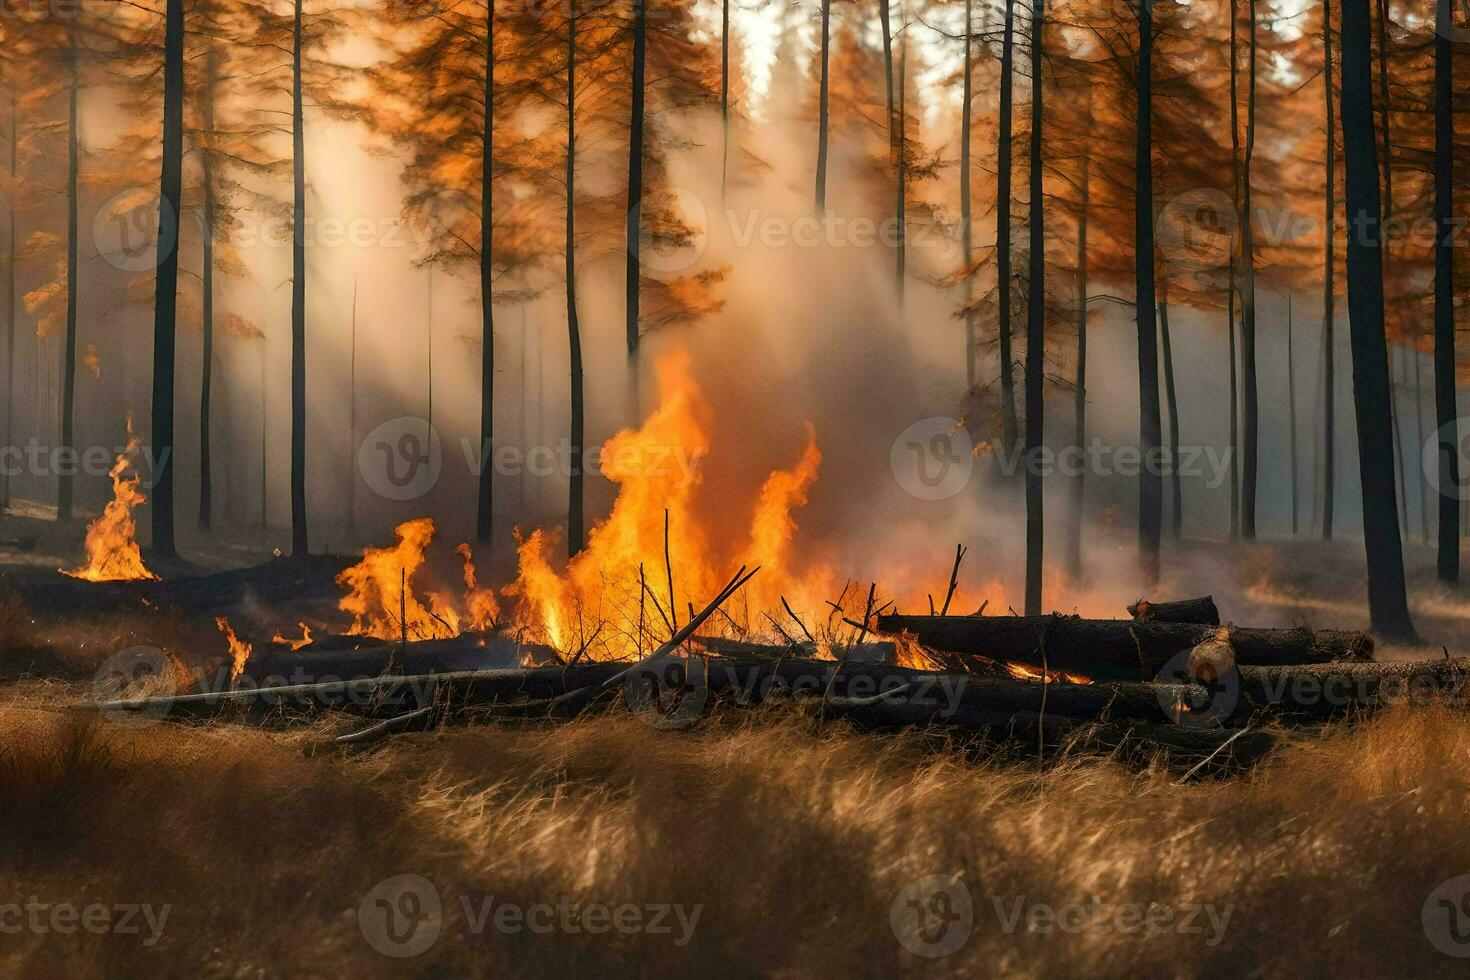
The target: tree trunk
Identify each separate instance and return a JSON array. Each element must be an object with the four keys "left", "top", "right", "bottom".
[
  {"left": 3, "top": 85, "right": 14, "bottom": 511},
  {"left": 961, "top": 0, "right": 973, "bottom": 388},
  {"left": 624, "top": 0, "right": 646, "bottom": 355},
  {"left": 1413, "top": 329, "right": 1429, "bottom": 544},
  {"left": 1069, "top": 114, "right": 1089, "bottom": 583},
  {"left": 1135, "top": 0, "right": 1161, "bottom": 583},
  {"left": 1240, "top": 0, "right": 1259, "bottom": 540},
  {"left": 476, "top": 1, "right": 496, "bottom": 545},
  {"left": 348, "top": 277, "right": 357, "bottom": 538},
  {"left": 1339, "top": 0, "right": 1414, "bottom": 640},
  {"left": 1228, "top": 273, "right": 1239, "bottom": 539},
  {"left": 565, "top": 0, "right": 585, "bottom": 556},
  {"left": 1288, "top": 295, "right": 1298, "bottom": 534},
  {"left": 149, "top": 0, "right": 184, "bottom": 558},
  {"left": 997, "top": 0, "right": 1018, "bottom": 451},
  {"left": 895, "top": 29, "right": 906, "bottom": 303},
  {"left": 1228, "top": 0, "right": 1241, "bottom": 542},
  {"left": 1434, "top": 0, "right": 1457, "bottom": 583},
  {"left": 1023, "top": 0, "right": 1044, "bottom": 616},
  {"left": 878, "top": 0, "right": 901, "bottom": 301},
  {"left": 815, "top": 0, "right": 829, "bottom": 211},
  {"left": 721, "top": 0, "right": 730, "bottom": 200},
  {"left": 1374, "top": 0, "right": 1392, "bottom": 220},
  {"left": 1159, "top": 297, "right": 1181, "bottom": 539},
  {"left": 198, "top": 52, "right": 219, "bottom": 531},
  {"left": 876, "top": 613, "right": 1373, "bottom": 675},
  {"left": 1322, "top": 0, "right": 1336, "bottom": 540},
  {"left": 289, "top": 0, "right": 308, "bottom": 556},
  {"left": 59, "top": 49, "right": 79, "bottom": 523}
]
